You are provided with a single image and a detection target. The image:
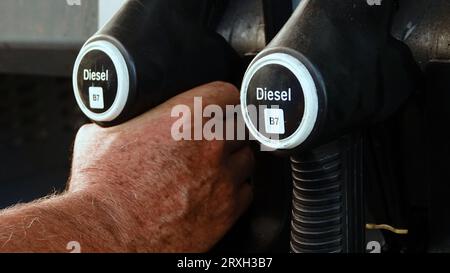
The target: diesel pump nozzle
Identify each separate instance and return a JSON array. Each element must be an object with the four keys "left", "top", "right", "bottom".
[
  {"left": 72, "top": 0, "right": 239, "bottom": 126},
  {"left": 241, "top": 0, "right": 419, "bottom": 252}
]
